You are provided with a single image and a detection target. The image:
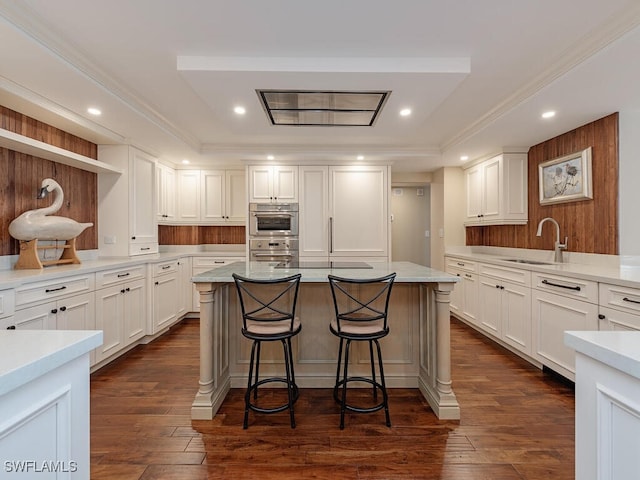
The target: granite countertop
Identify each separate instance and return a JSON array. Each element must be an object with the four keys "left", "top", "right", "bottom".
[
  {"left": 192, "top": 261, "right": 459, "bottom": 283},
  {"left": 565, "top": 330, "right": 640, "bottom": 380},
  {"left": 0, "top": 329, "right": 103, "bottom": 397}
]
